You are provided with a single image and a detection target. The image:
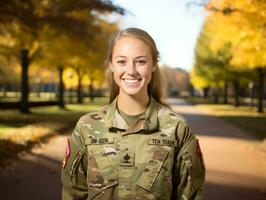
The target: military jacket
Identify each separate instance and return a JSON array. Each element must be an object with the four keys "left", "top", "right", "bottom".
[{"left": 61, "top": 98, "right": 206, "bottom": 200}]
